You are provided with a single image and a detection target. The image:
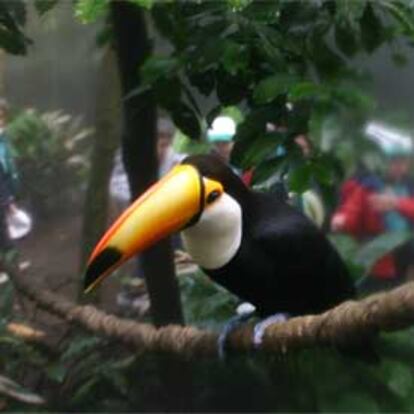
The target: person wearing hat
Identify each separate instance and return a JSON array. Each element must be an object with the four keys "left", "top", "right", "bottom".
[
  {"left": 331, "top": 137, "right": 414, "bottom": 293},
  {"left": 156, "top": 117, "right": 186, "bottom": 177},
  {"left": 207, "top": 116, "right": 241, "bottom": 175}
]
